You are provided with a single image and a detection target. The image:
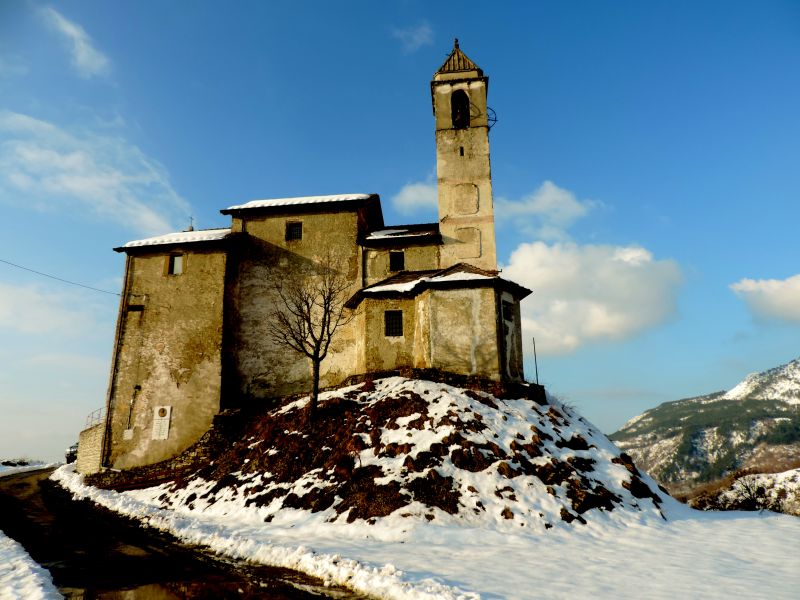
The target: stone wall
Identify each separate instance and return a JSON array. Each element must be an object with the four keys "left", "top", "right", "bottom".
[
  {"left": 433, "top": 76, "right": 497, "bottom": 272},
  {"left": 427, "top": 287, "right": 502, "bottom": 379},
  {"left": 105, "top": 246, "right": 227, "bottom": 469},
  {"left": 77, "top": 423, "right": 104, "bottom": 475},
  {"left": 363, "top": 245, "right": 439, "bottom": 286},
  {"left": 227, "top": 208, "right": 365, "bottom": 399}
]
